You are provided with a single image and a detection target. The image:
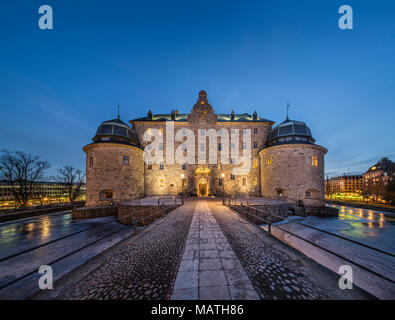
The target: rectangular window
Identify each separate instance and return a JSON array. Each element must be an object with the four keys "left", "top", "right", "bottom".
[
  {"left": 182, "top": 178, "right": 187, "bottom": 187},
  {"left": 89, "top": 156, "right": 93, "bottom": 168},
  {"left": 182, "top": 163, "right": 187, "bottom": 170},
  {"left": 242, "top": 142, "right": 246, "bottom": 150},
  {"left": 218, "top": 143, "right": 222, "bottom": 151},
  {"left": 242, "top": 177, "right": 247, "bottom": 186},
  {"left": 253, "top": 177, "right": 258, "bottom": 186},
  {"left": 159, "top": 162, "right": 164, "bottom": 170},
  {"left": 267, "top": 156, "right": 272, "bottom": 165},
  {"left": 253, "top": 159, "right": 258, "bottom": 169},
  {"left": 123, "top": 155, "right": 129, "bottom": 166},
  {"left": 159, "top": 178, "right": 165, "bottom": 187},
  {"left": 217, "top": 163, "right": 222, "bottom": 170},
  {"left": 218, "top": 178, "right": 223, "bottom": 186},
  {"left": 159, "top": 143, "right": 164, "bottom": 151},
  {"left": 218, "top": 129, "right": 222, "bottom": 136},
  {"left": 242, "top": 129, "right": 247, "bottom": 134},
  {"left": 231, "top": 174, "right": 235, "bottom": 180},
  {"left": 200, "top": 129, "right": 205, "bottom": 136},
  {"left": 312, "top": 155, "right": 318, "bottom": 167},
  {"left": 159, "top": 128, "right": 163, "bottom": 136},
  {"left": 230, "top": 157, "right": 235, "bottom": 164},
  {"left": 200, "top": 143, "right": 205, "bottom": 151},
  {"left": 147, "top": 161, "right": 152, "bottom": 170},
  {"left": 253, "top": 128, "right": 258, "bottom": 134},
  {"left": 147, "top": 128, "right": 152, "bottom": 136},
  {"left": 253, "top": 141, "right": 258, "bottom": 149}
]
